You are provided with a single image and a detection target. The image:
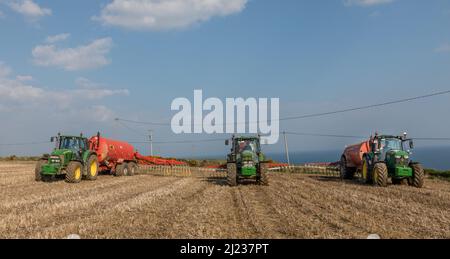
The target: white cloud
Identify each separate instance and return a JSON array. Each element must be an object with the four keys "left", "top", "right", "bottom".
[
  {"left": 7, "top": 0, "right": 51, "bottom": 19},
  {"left": 435, "top": 43, "right": 450, "bottom": 53},
  {"left": 32, "top": 37, "right": 113, "bottom": 71},
  {"left": 75, "top": 77, "right": 129, "bottom": 99},
  {"left": 344, "top": 0, "right": 394, "bottom": 7},
  {"left": 86, "top": 105, "right": 116, "bottom": 122},
  {"left": 94, "top": 0, "right": 248, "bottom": 30},
  {"left": 0, "top": 62, "right": 12, "bottom": 77},
  {"left": 16, "top": 75, "right": 33, "bottom": 81},
  {"left": 45, "top": 33, "right": 70, "bottom": 43},
  {"left": 0, "top": 61, "right": 128, "bottom": 106}
]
